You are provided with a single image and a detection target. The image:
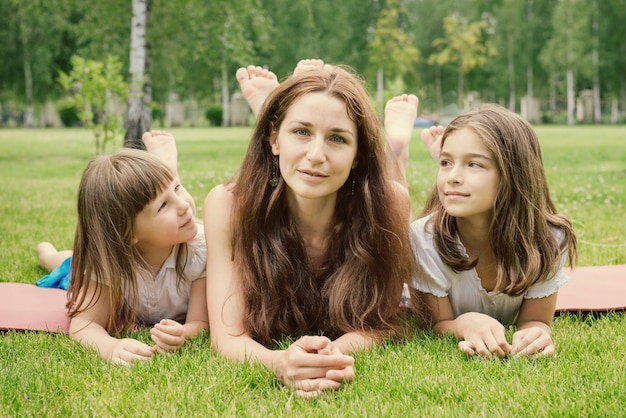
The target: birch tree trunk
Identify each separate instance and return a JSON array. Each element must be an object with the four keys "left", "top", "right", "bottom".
[
  {"left": 526, "top": 0, "right": 535, "bottom": 123},
  {"left": 507, "top": 34, "right": 516, "bottom": 111},
  {"left": 377, "top": 68, "right": 384, "bottom": 116},
  {"left": 19, "top": 13, "right": 34, "bottom": 128},
  {"left": 124, "top": 0, "right": 151, "bottom": 149},
  {"left": 567, "top": 69, "right": 575, "bottom": 125},
  {"left": 592, "top": 0, "right": 601, "bottom": 124},
  {"left": 221, "top": 64, "right": 230, "bottom": 127}
]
